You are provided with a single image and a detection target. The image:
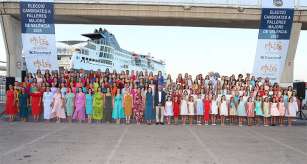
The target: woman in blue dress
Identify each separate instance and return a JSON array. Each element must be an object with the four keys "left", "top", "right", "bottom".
[
  {"left": 112, "top": 89, "right": 125, "bottom": 124},
  {"left": 85, "top": 89, "right": 93, "bottom": 123},
  {"left": 144, "top": 87, "right": 154, "bottom": 124},
  {"left": 18, "top": 87, "right": 29, "bottom": 122}
]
